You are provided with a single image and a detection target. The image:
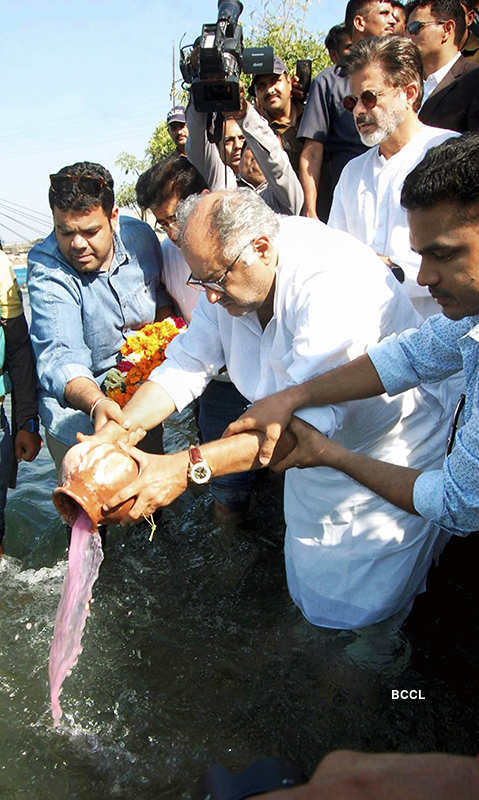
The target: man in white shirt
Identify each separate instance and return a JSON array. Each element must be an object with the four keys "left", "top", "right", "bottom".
[
  {"left": 328, "top": 35, "right": 457, "bottom": 318},
  {"left": 406, "top": 0, "right": 479, "bottom": 132},
  {"left": 135, "top": 156, "right": 257, "bottom": 517},
  {"left": 298, "top": 0, "right": 397, "bottom": 222},
  {"left": 99, "top": 189, "right": 452, "bottom": 632}
]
